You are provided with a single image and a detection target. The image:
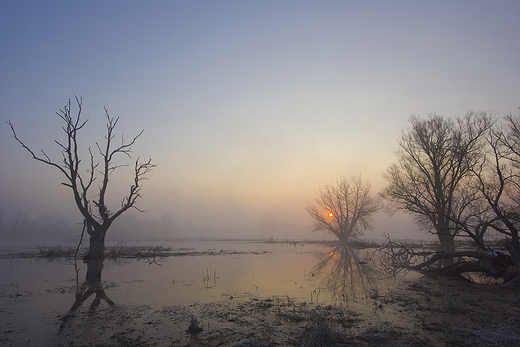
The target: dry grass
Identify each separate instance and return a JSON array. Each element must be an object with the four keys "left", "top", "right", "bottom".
[{"left": 301, "top": 308, "right": 351, "bottom": 347}]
